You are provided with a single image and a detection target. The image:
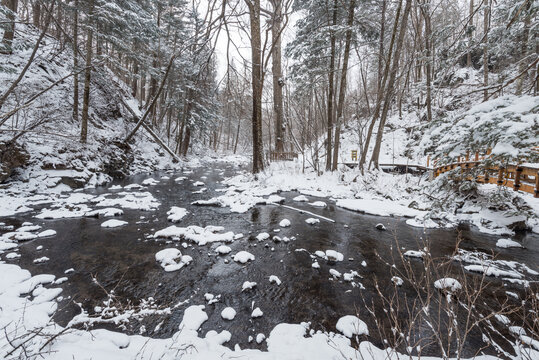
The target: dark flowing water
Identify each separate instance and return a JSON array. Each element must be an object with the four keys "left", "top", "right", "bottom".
[{"left": 3, "top": 162, "right": 539, "bottom": 357}]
